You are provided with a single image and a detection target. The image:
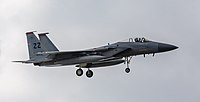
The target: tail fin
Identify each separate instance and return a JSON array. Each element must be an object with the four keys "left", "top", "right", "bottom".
[
  {"left": 26, "top": 31, "right": 45, "bottom": 59},
  {"left": 38, "top": 33, "right": 59, "bottom": 52}
]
